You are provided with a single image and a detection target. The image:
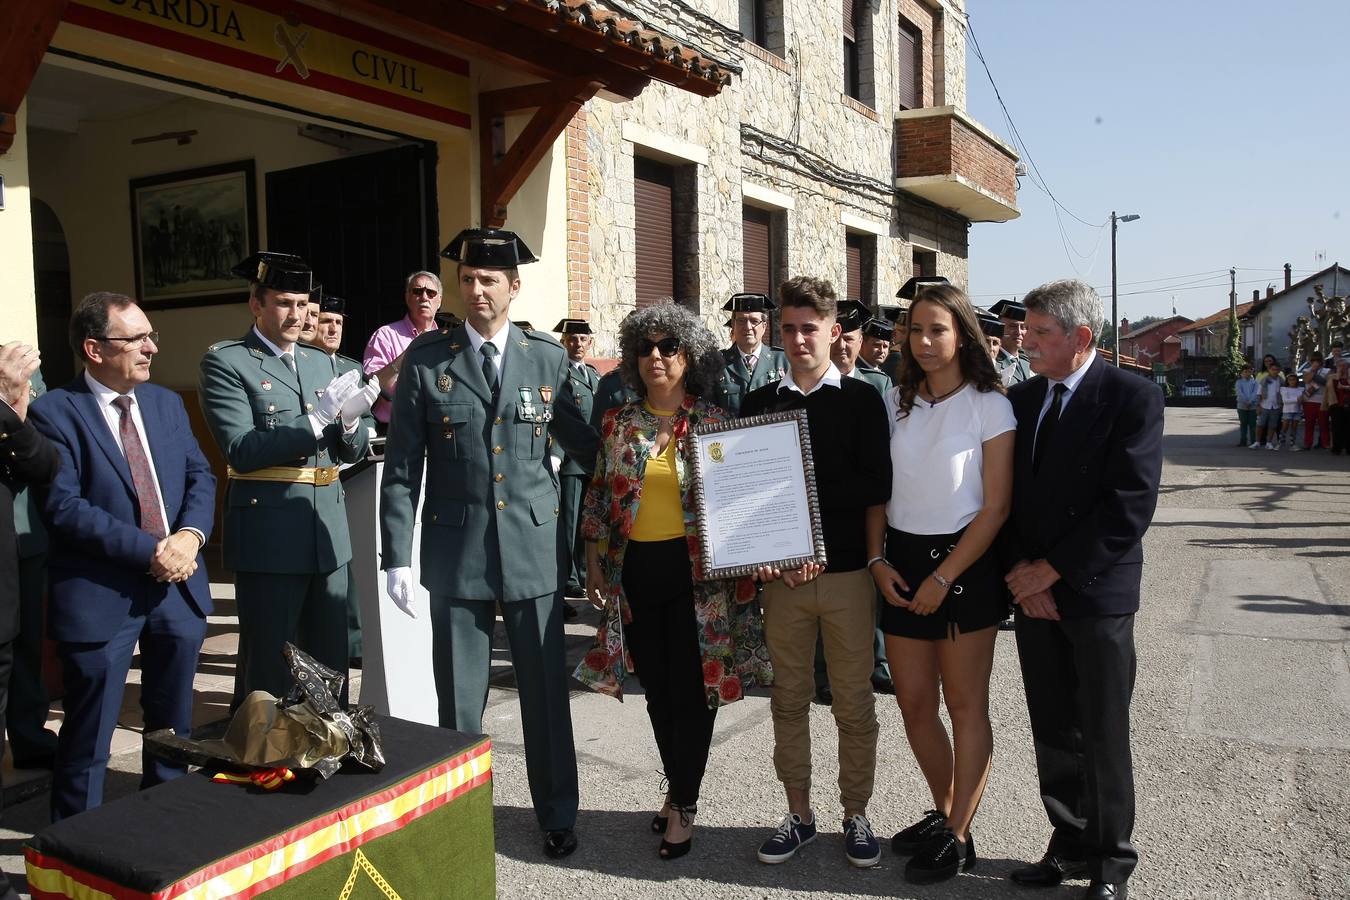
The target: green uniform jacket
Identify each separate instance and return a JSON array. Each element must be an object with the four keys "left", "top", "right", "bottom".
[
  {"left": 589, "top": 368, "right": 637, "bottom": 429},
  {"left": 317, "top": 348, "right": 377, "bottom": 439},
  {"left": 558, "top": 362, "right": 599, "bottom": 476},
  {"left": 996, "top": 348, "right": 1032, "bottom": 386},
  {"left": 198, "top": 331, "right": 369, "bottom": 574},
  {"left": 380, "top": 323, "right": 599, "bottom": 602},
  {"left": 14, "top": 370, "right": 48, "bottom": 559},
  {"left": 716, "top": 346, "right": 788, "bottom": 416},
  {"left": 849, "top": 361, "right": 893, "bottom": 395},
  {"left": 878, "top": 351, "right": 903, "bottom": 385}
]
